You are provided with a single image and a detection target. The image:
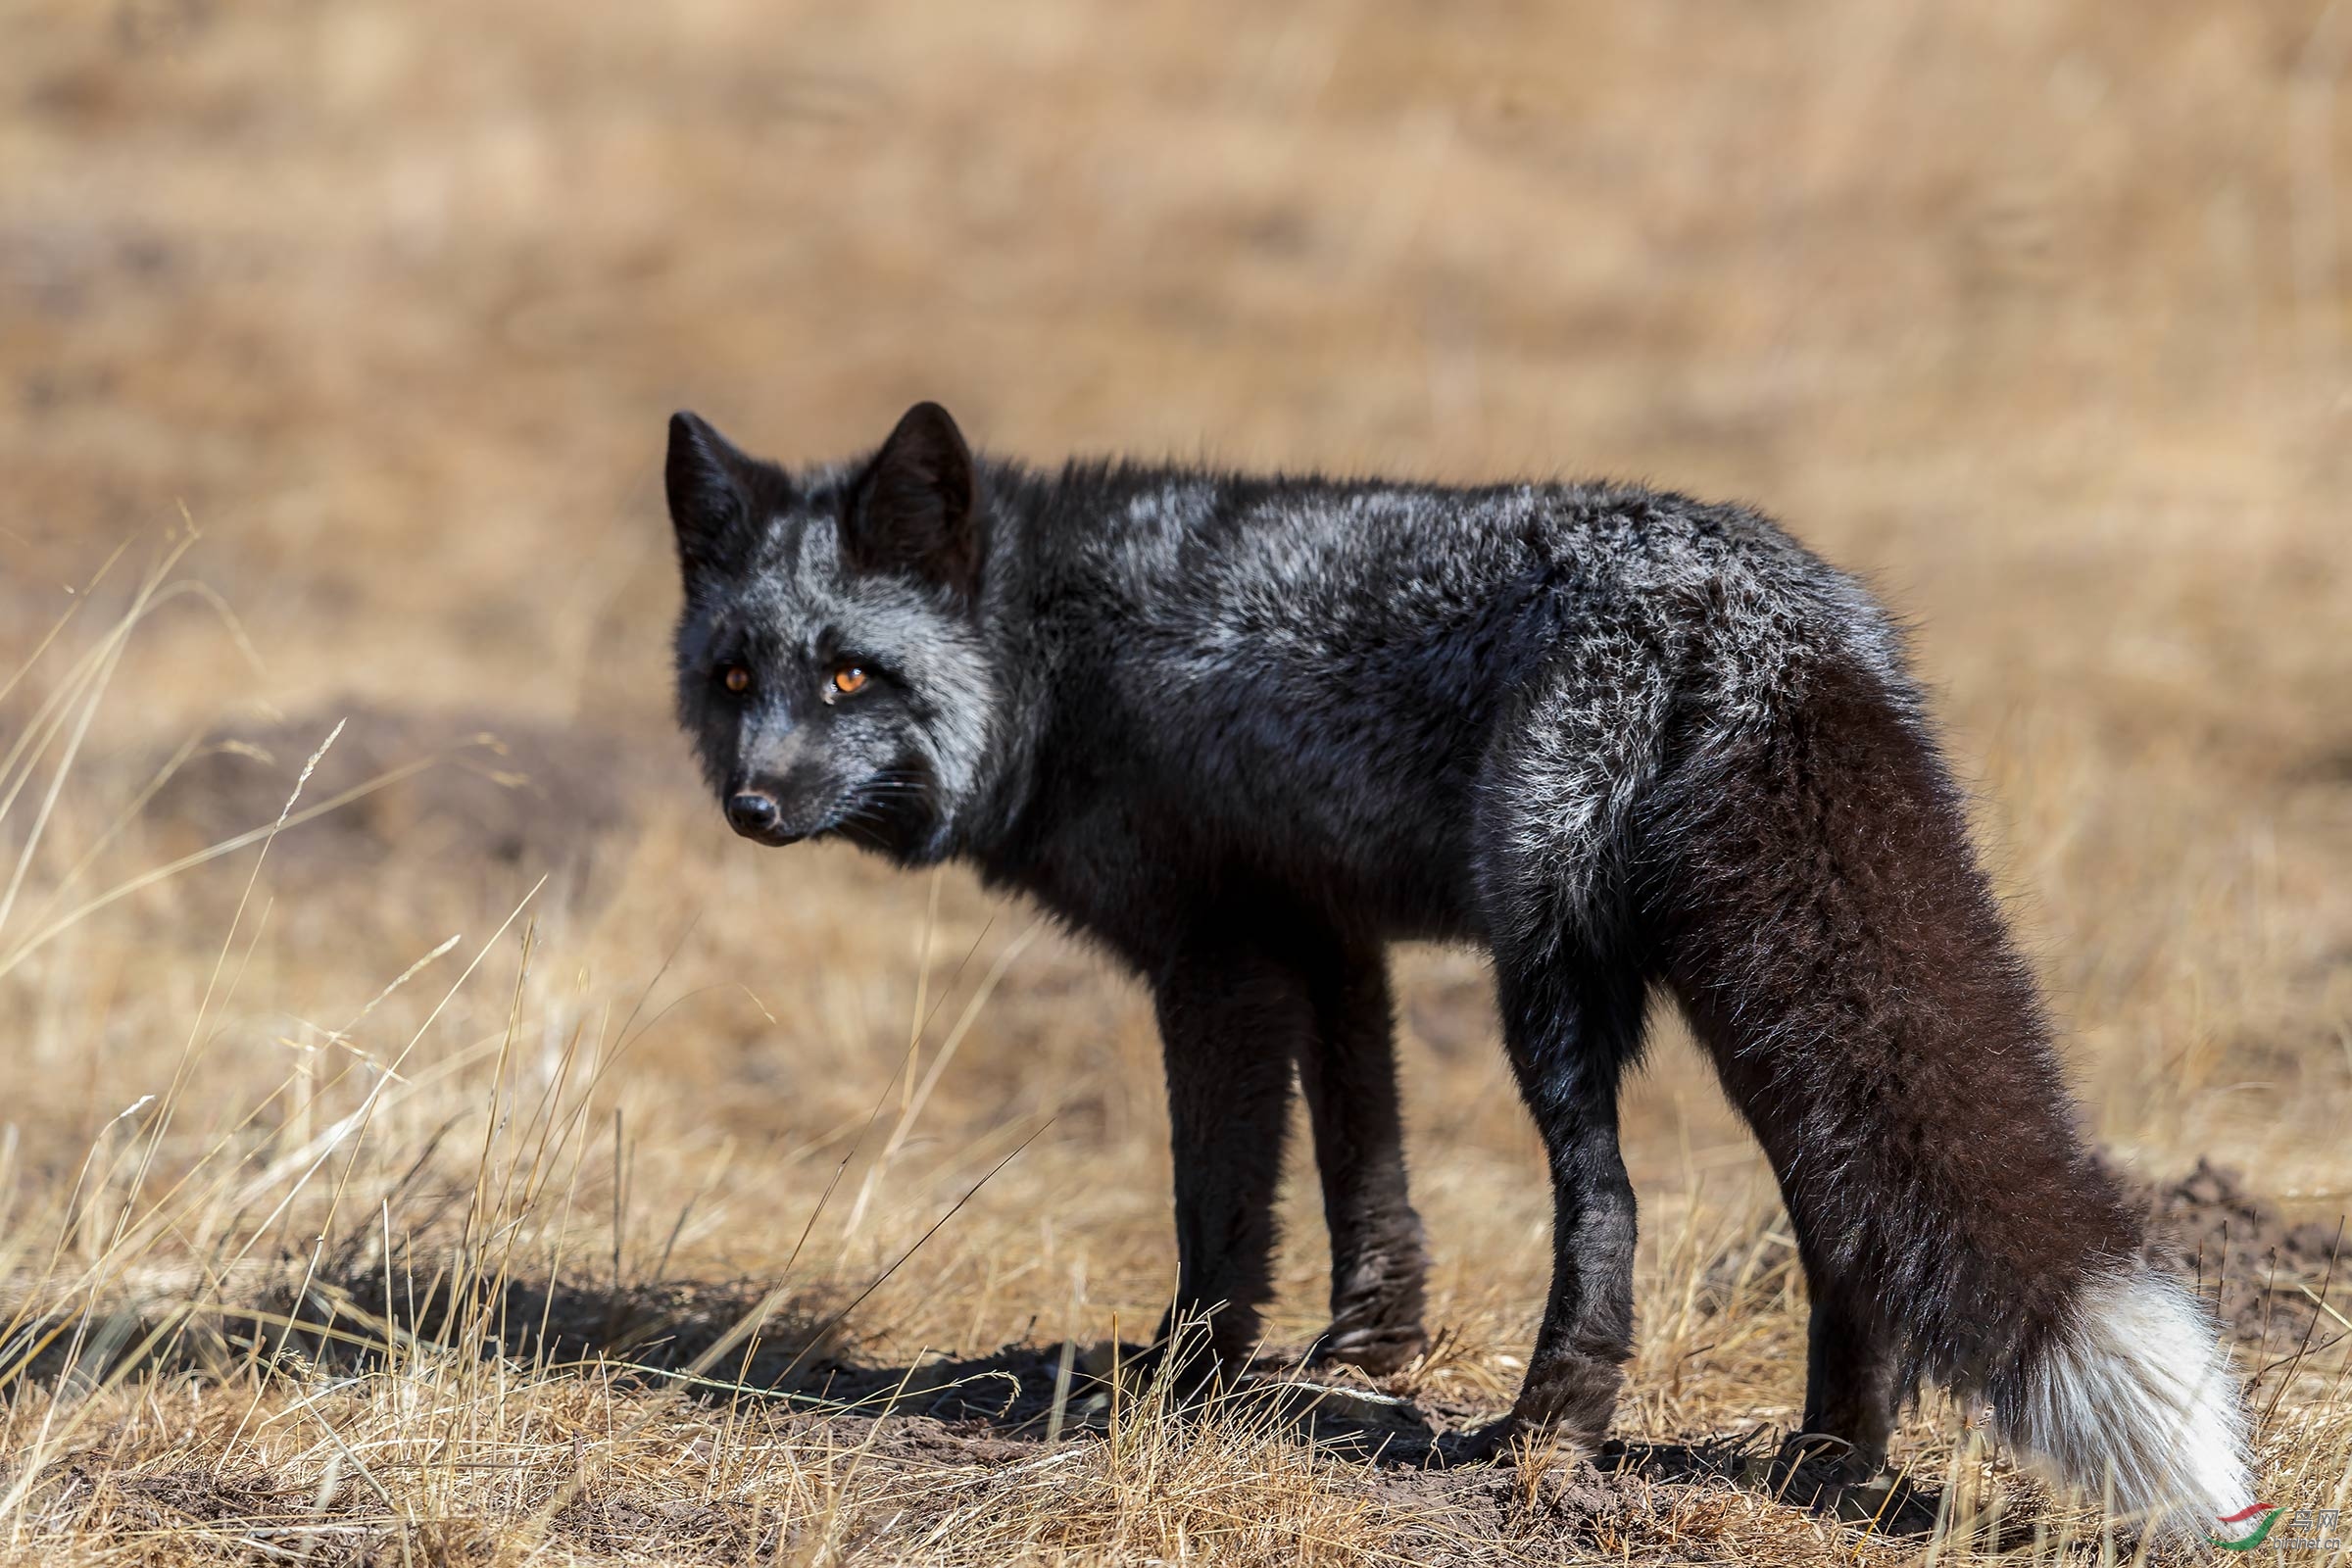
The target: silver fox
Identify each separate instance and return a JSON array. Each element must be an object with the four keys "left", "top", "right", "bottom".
[{"left": 664, "top": 401, "right": 2254, "bottom": 1541}]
